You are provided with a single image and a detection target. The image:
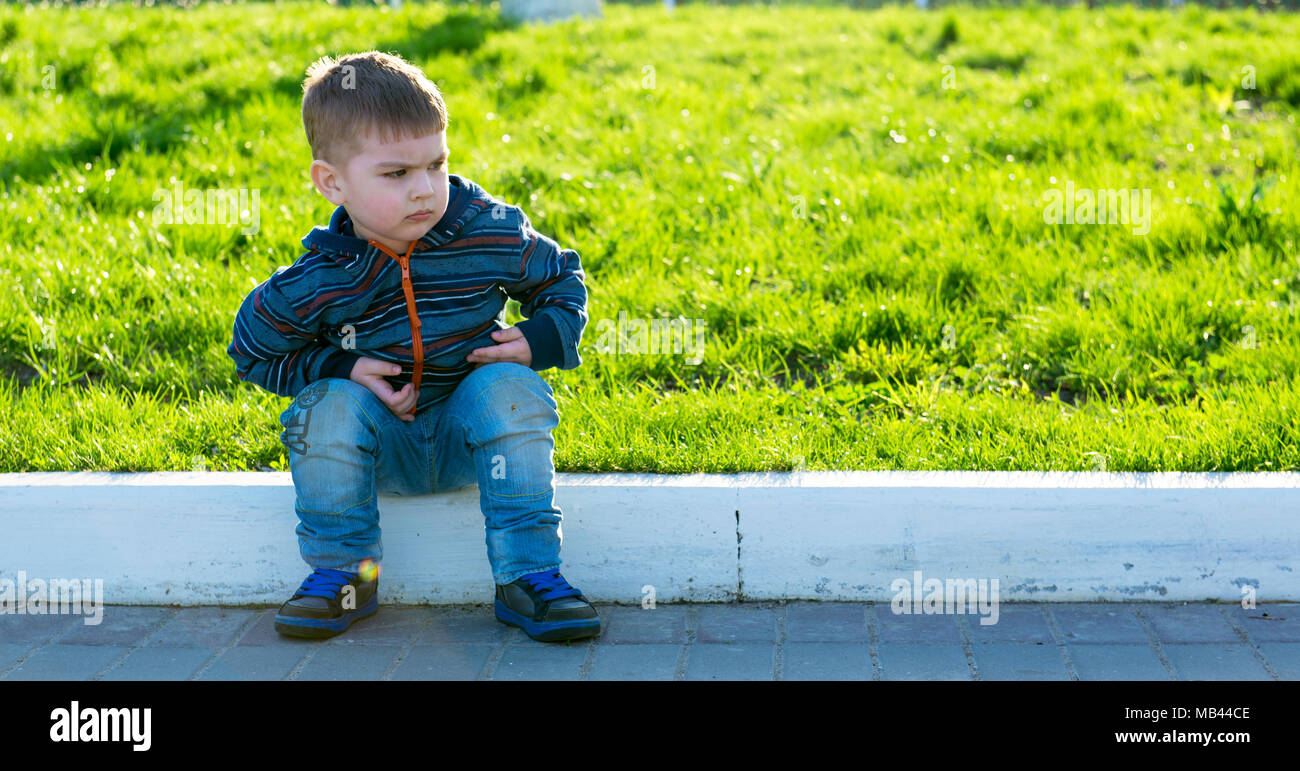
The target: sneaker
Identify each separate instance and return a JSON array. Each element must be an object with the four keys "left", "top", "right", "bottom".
[
  {"left": 495, "top": 570, "right": 601, "bottom": 642},
  {"left": 274, "top": 563, "right": 379, "bottom": 639}
]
